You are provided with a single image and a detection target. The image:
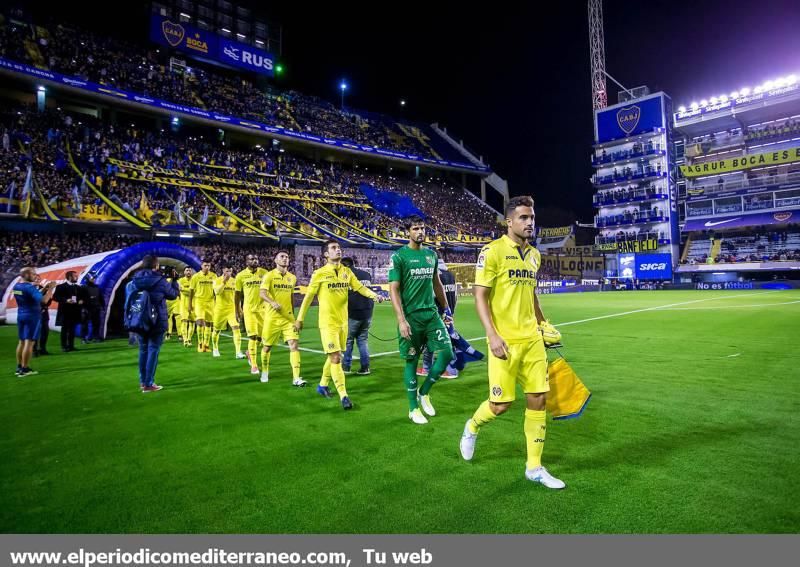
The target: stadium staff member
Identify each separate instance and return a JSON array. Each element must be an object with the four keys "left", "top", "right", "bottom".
[
  {"left": 34, "top": 274, "right": 53, "bottom": 357},
  {"left": 13, "top": 267, "right": 56, "bottom": 376},
  {"left": 129, "top": 256, "right": 180, "bottom": 392},
  {"left": 54, "top": 271, "right": 84, "bottom": 352},
  {"left": 460, "top": 195, "right": 565, "bottom": 489},
  {"left": 341, "top": 257, "right": 373, "bottom": 375},
  {"left": 80, "top": 273, "right": 104, "bottom": 343}
]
